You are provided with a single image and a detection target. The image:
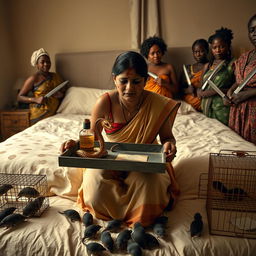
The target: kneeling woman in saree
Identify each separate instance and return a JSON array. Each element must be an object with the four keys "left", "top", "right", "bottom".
[{"left": 61, "top": 51, "right": 180, "bottom": 227}]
